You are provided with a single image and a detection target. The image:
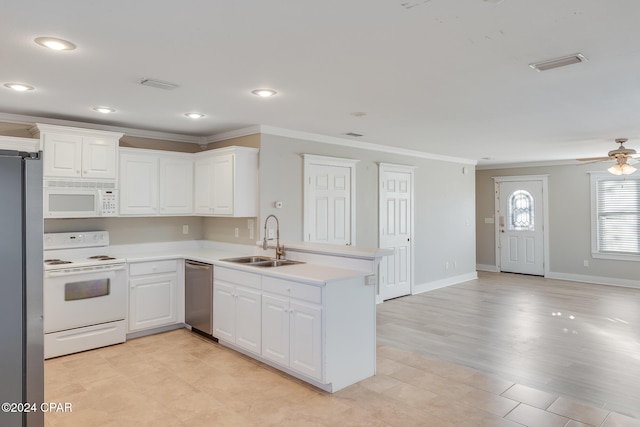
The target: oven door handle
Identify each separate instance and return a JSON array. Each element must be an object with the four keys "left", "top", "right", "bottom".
[{"left": 46, "top": 264, "right": 126, "bottom": 277}]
